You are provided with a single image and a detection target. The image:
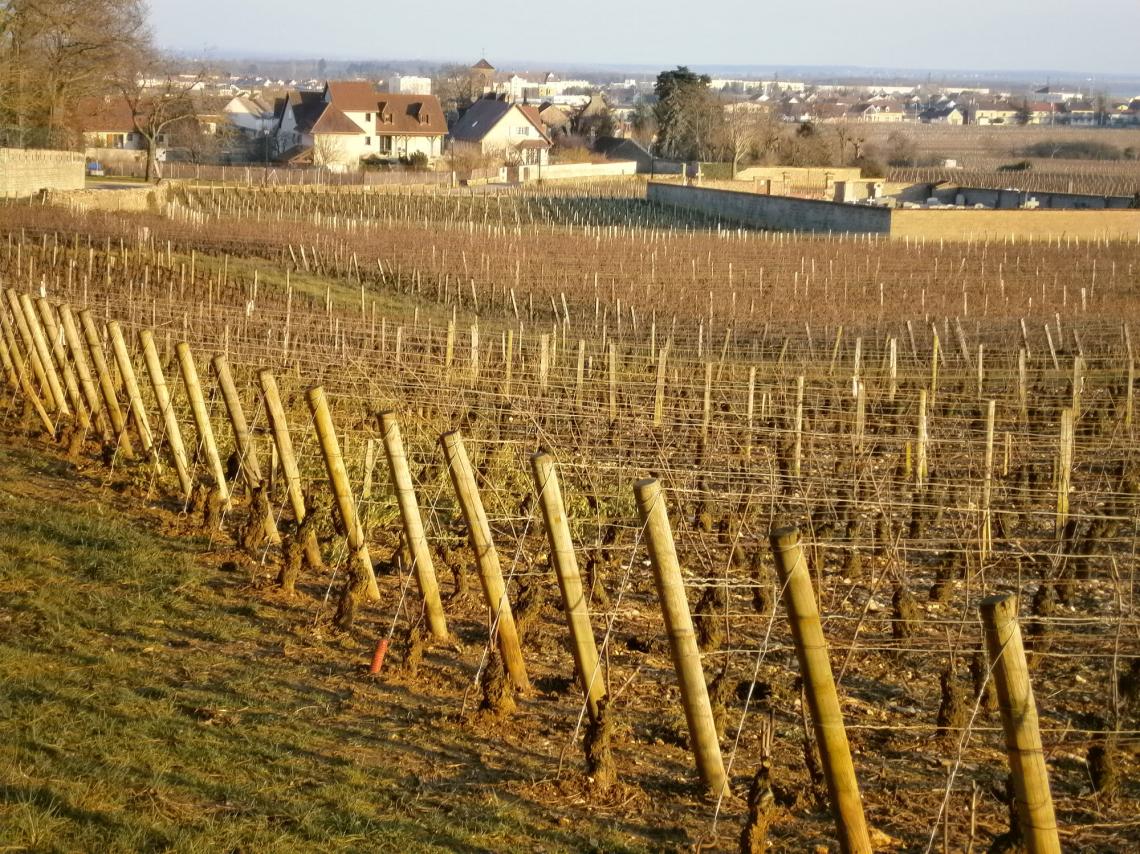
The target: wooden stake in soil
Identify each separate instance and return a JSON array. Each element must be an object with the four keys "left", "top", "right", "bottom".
[
  {"left": 34, "top": 298, "right": 88, "bottom": 431},
  {"left": 0, "top": 306, "right": 54, "bottom": 435},
  {"left": 58, "top": 303, "right": 109, "bottom": 441},
  {"left": 307, "top": 386, "right": 381, "bottom": 602},
  {"left": 917, "top": 389, "right": 929, "bottom": 489},
  {"left": 140, "top": 329, "right": 193, "bottom": 499},
  {"left": 769, "top": 527, "right": 872, "bottom": 854},
  {"left": 1056, "top": 409, "right": 1073, "bottom": 536},
  {"left": 439, "top": 430, "right": 530, "bottom": 691},
  {"left": 79, "top": 310, "right": 134, "bottom": 459},
  {"left": 176, "top": 342, "right": 229, "bottom": 507},
  {"left": 633, "top": 478, "right": 728, "bottom": 797},
  {"left": 17, "top": 292, "right": 68, "bottom": 416},
  {"left": 258, "top": 370, "right": 322, "bottom": 568},
  {"left": 531, "top": 452, "right": 604, "bottom": 723},
  {"left": 979, "top": 593, "right": 1061, "bottom": 854},
  {"left": 377, "top": 411, "right": 448, "bottom": 641},
  {"left": 211, "top": 354, "right": 263, "bottom": 491},
  {"left": 107, "top": 321, "right": 155, "bottom": 458}
]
